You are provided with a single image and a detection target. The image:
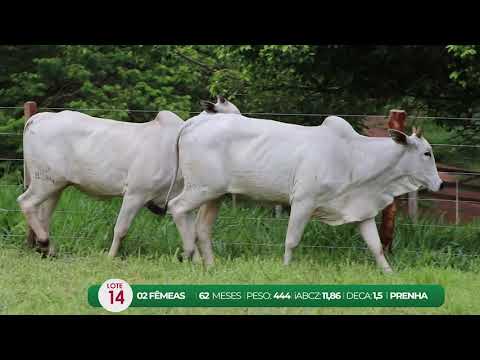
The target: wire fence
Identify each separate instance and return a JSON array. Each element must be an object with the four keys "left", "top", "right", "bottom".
[
  {"left": 1, "top": 200, "right": 479, "bottom": 259},
  {"left": 1, "top": 204, "right": 480, "bottom": 230},
  {"left": 2, "top": 105, "right": 480, "bottom": 120},
  {"left": 1, "top": 229, "right": 480, "bottom": 259},
  {"left": 1, "top": 107, "right": 480, "bottom": 150},
  {"left": 1, "top": 106, "right": 480, "bottom": 260}
]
